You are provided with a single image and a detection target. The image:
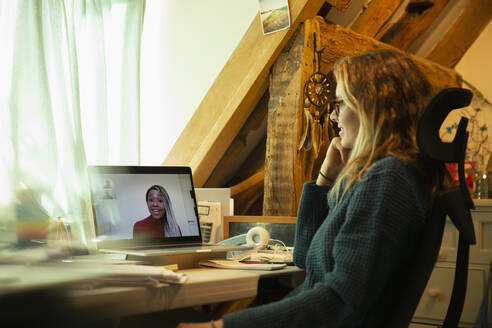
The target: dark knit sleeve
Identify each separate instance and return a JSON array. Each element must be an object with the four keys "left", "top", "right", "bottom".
[
  {"left": 327, "top": 167, "right": 425, "bottom": 315},
  {"left": 293, "top": 181, "right": 331, "bottom": 269},
  {"left": 222, "top": 162, "right": 426, "bottom": 328}
]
